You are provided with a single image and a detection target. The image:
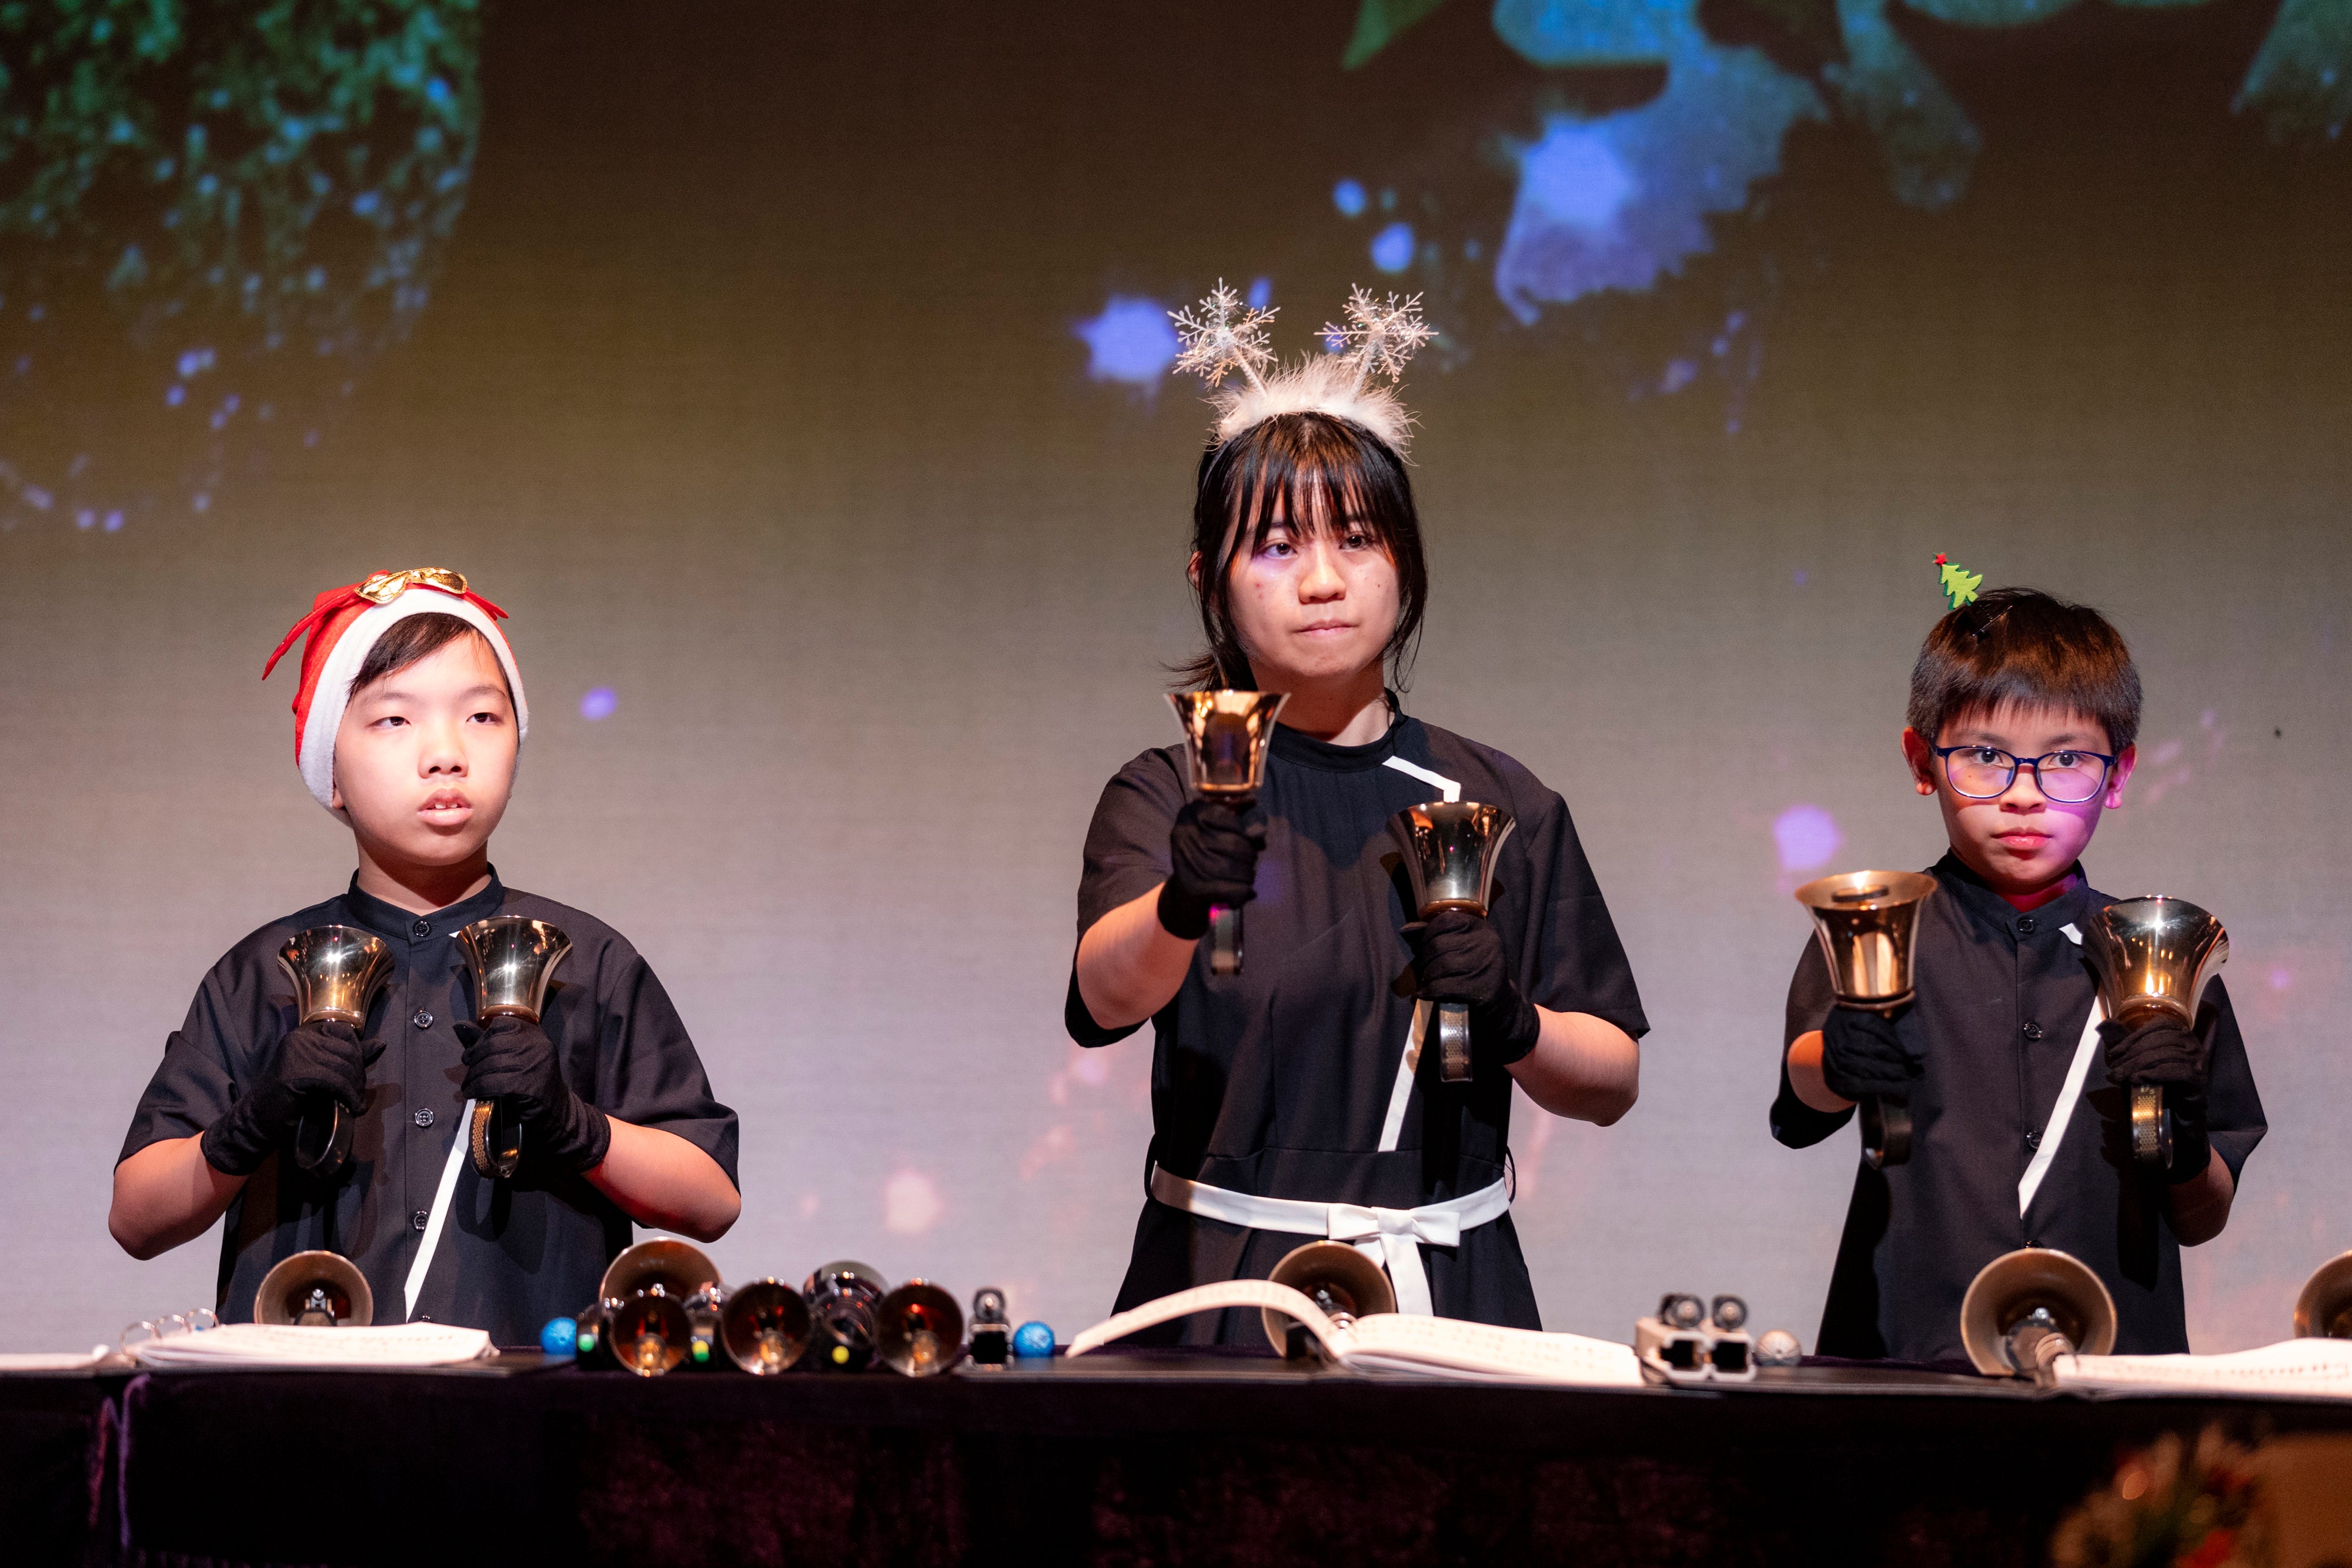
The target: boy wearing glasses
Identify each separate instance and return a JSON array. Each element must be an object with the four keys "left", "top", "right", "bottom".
[{"left": 1773, "top": 587, "right": 2263, "bottom": 1360}]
